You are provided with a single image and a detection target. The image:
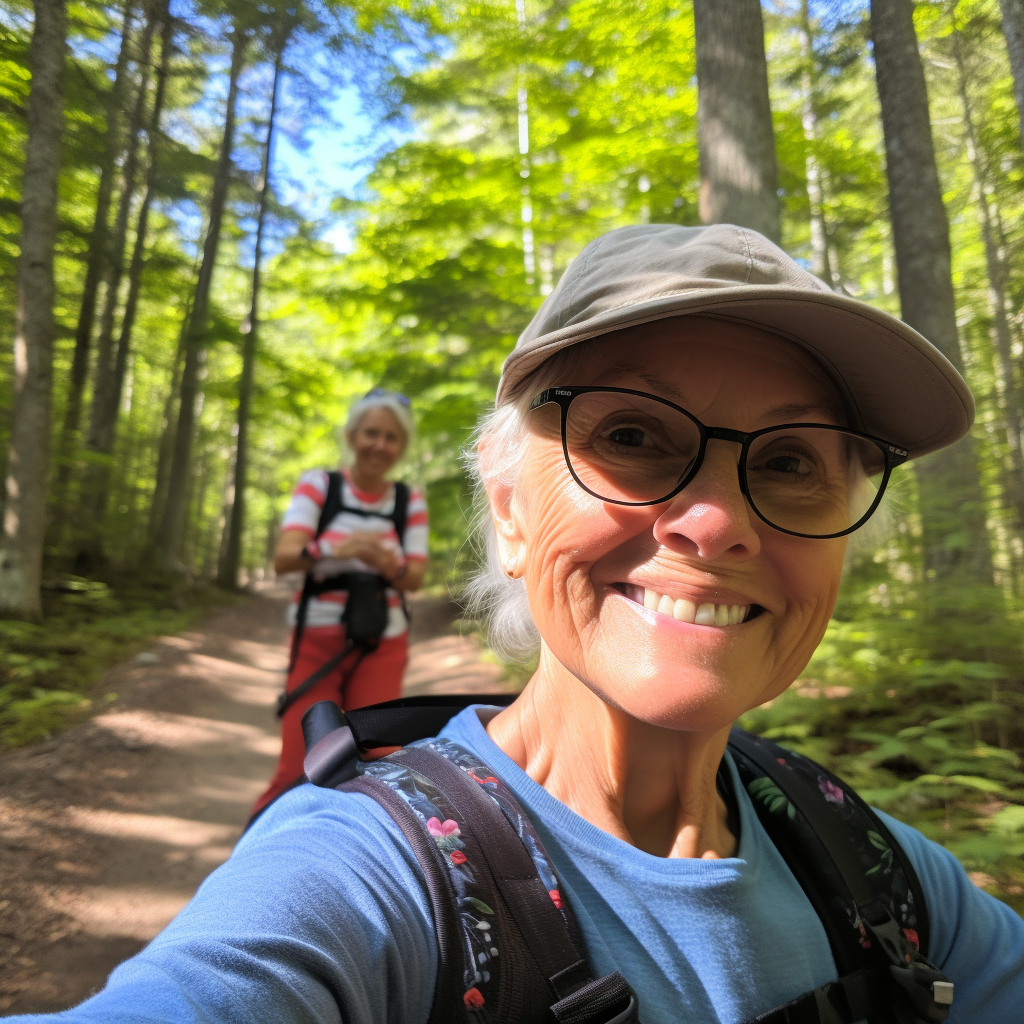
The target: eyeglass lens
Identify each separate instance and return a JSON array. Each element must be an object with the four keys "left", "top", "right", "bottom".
[{"left": 562, "top": 391, "right": 887, "bottom": 537}]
